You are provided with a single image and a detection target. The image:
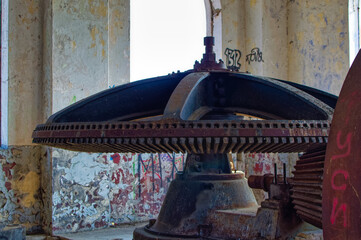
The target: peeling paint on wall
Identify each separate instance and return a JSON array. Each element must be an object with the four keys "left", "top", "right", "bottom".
[
  {"left": 0, "top": 146, "right": 44, "bottom": 233},
  {"left": 52, "top": 150, "right": 184, "bottom": 234}
]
